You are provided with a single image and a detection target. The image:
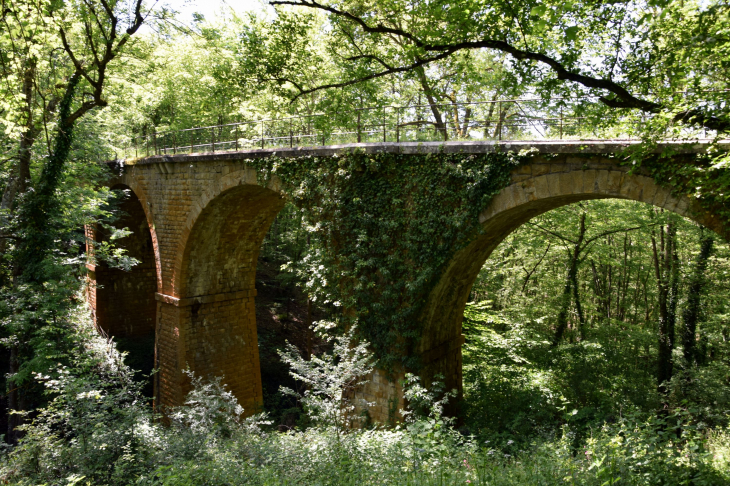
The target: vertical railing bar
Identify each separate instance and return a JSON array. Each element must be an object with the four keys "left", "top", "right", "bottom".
[
  {"left": 497, "top": 100, "right": 502, "bottom": 142},
  {"left": 357, "top": 109, "right": 361, "bottom": 143}
]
